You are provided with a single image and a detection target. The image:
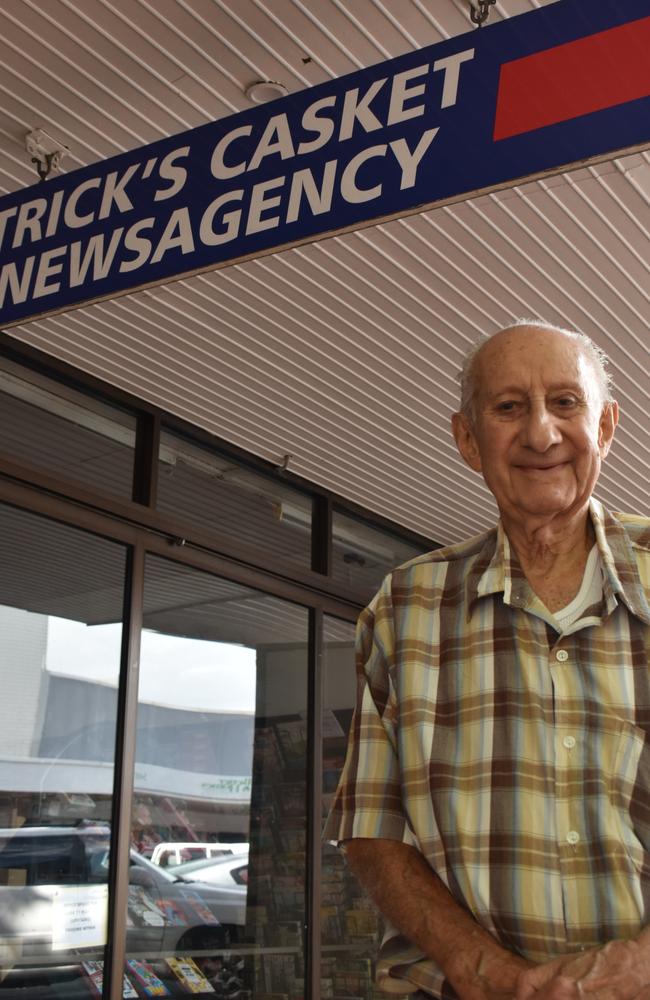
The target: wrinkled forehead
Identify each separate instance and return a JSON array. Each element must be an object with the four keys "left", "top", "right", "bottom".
[{"left": 474, "top": 327, "right": 600, "bottom": 400}]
